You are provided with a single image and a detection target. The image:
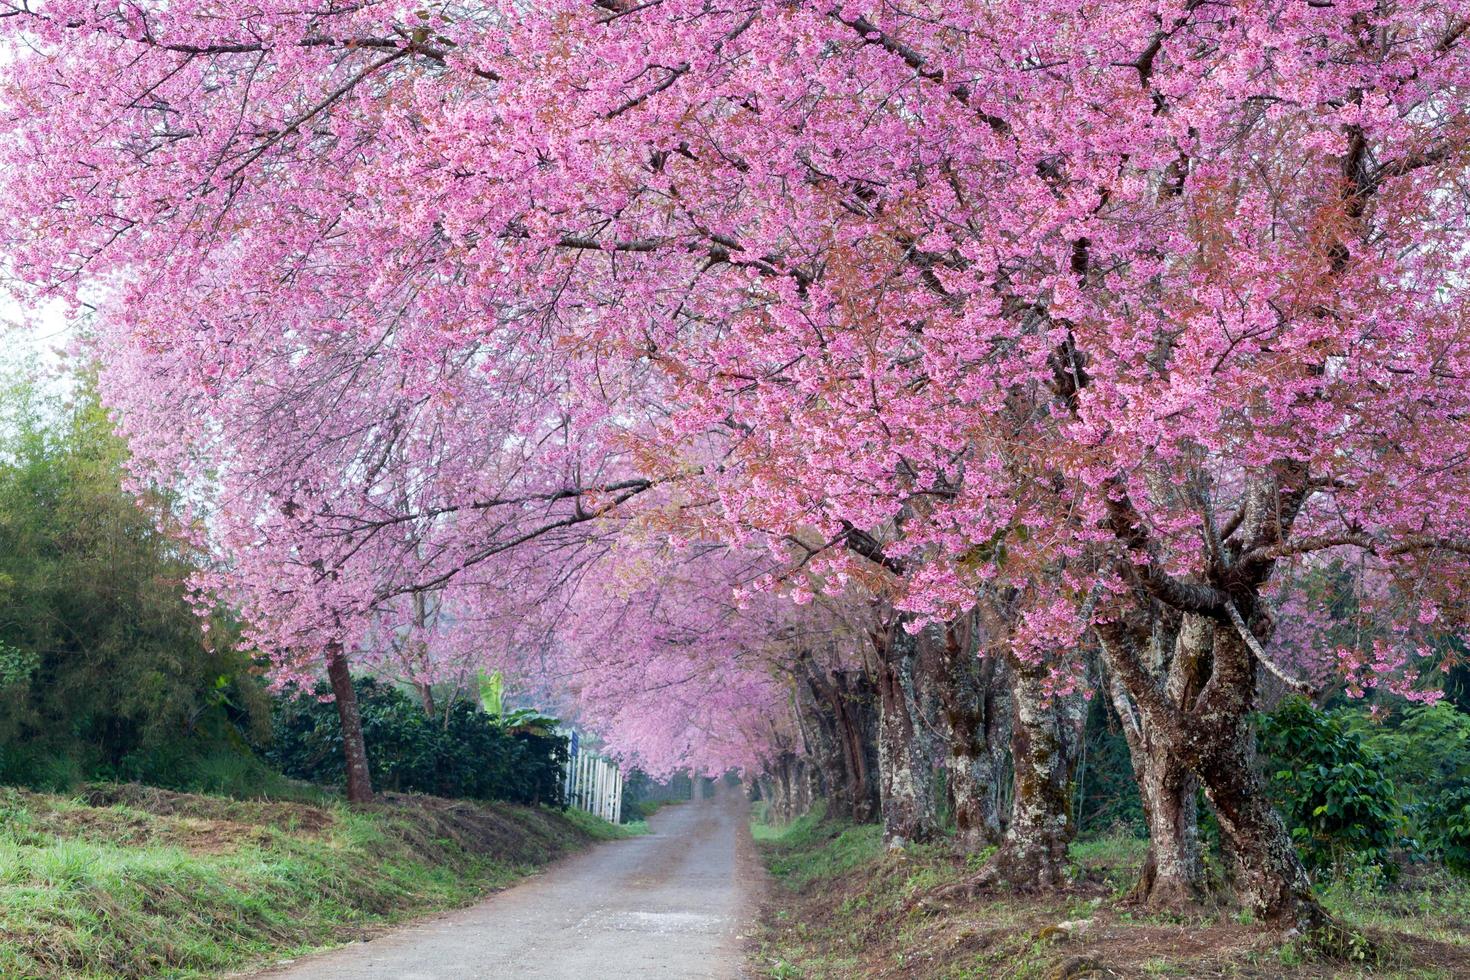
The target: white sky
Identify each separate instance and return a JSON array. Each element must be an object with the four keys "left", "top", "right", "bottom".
[{"left": 1, "top": 291, "right": 79, "bottom": 392}]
